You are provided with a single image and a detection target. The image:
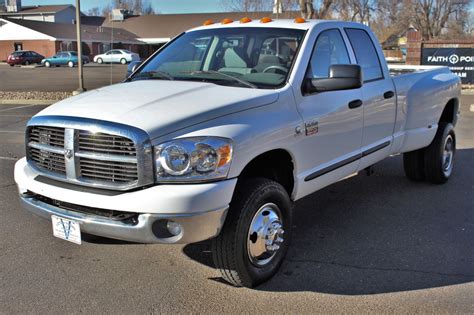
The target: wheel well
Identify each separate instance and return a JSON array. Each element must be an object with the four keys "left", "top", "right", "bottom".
[
  {"left": 439, "top": 98, "right": 458, "bottom": 125},
  {"left": 238, "top": 149, "right": 295, "bottom": 198}
]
